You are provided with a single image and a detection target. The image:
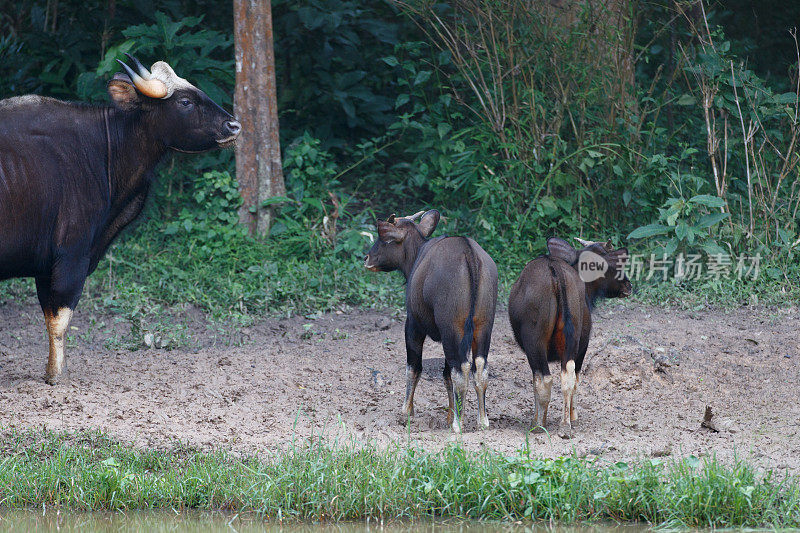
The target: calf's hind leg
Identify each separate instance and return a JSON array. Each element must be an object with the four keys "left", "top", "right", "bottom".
[
  {"left": 558, "top": 359, "right": 578, "bottom": 439},
  {"left": 443, "top": 335, "right": 469, "bottom": 433},
  {"left": 472, "top": 329, "right": 491, "bottom": 430},
  {"left": 519, "top": 327, "right": 552, "bottom": 431},
  {"left": 443, "top": 362, "right": 455, "bottom": 427},
  {"left": 571, "top": 314, "right": 590, "bottom": 423},
  {"left": 401, "top": 319, "right": 424, "bottom": 419}
]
